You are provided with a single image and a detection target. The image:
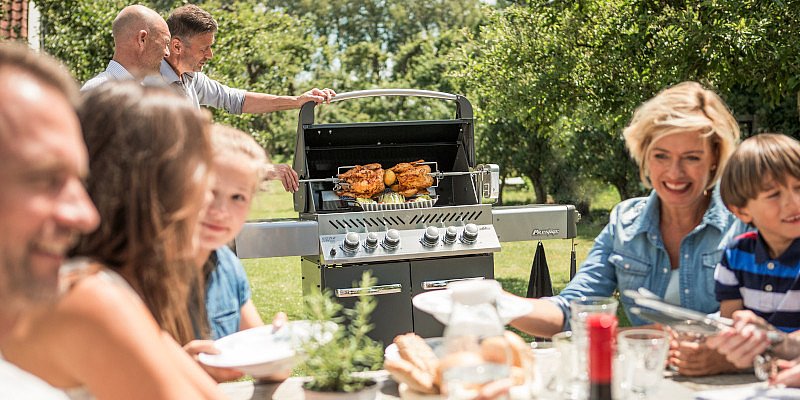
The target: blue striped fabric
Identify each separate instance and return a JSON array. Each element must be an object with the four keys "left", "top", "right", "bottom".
[{"left": 715, "top": 231, "right": 800, "bottom": 333}]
